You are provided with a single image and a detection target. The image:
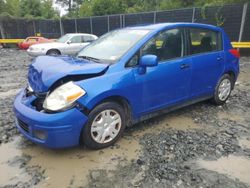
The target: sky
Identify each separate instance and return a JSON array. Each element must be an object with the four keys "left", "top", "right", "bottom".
[{"left": 52, "top": 0, "right": 68, "bottom": 16}]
